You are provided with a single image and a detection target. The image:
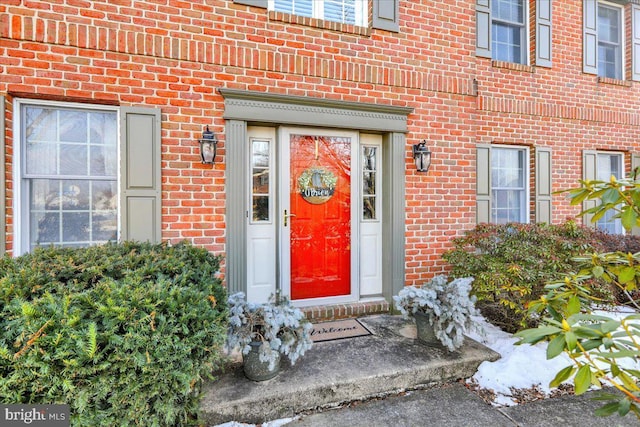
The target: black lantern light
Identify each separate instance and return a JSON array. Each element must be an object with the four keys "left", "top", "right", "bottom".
[
  {"left": 198, "top": 126, "right": 218, "bottom": 164},
  {"left": 412, "top": 140, "right": 432, "bottom": 173}
]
